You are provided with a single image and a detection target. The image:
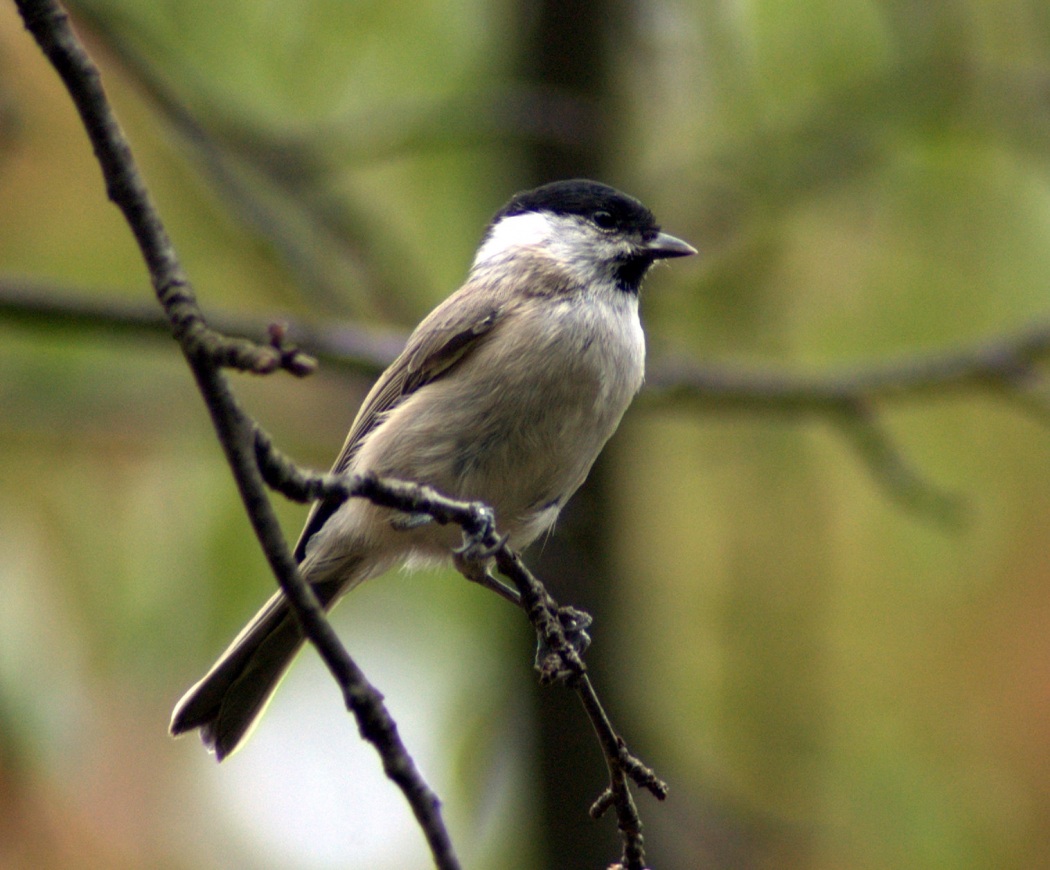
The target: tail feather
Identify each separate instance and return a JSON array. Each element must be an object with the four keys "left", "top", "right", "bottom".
[{"left": 170, "top": 577, "right": 345, "bottom": 760}]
